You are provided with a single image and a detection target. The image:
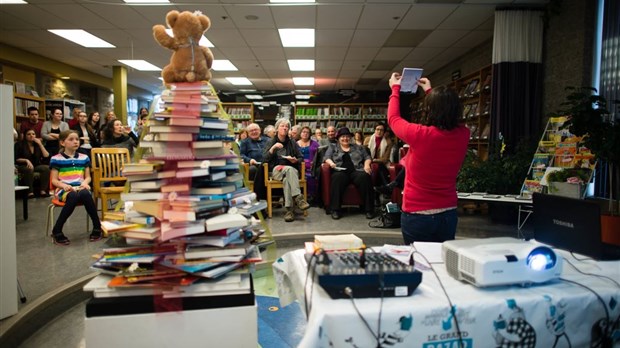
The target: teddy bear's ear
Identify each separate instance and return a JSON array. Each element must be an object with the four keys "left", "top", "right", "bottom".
[
  {"left": 166, "top": 10, "right": 180, "bottom": 28},
  {"left": 198, "top": 14, "right": 211, "bottom": 32}
]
